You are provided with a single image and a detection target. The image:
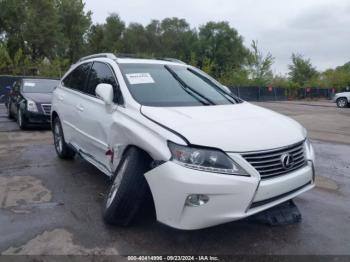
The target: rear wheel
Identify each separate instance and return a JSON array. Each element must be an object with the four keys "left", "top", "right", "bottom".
[
  {"left": 337, "top": 97, "right": 348, "bottom": 108},
  {"left": 53, "top": 117, "right": 75, "bottom": 159},
  {"left": 103, "top": 147, "right": 152, "bottom": 226}
]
